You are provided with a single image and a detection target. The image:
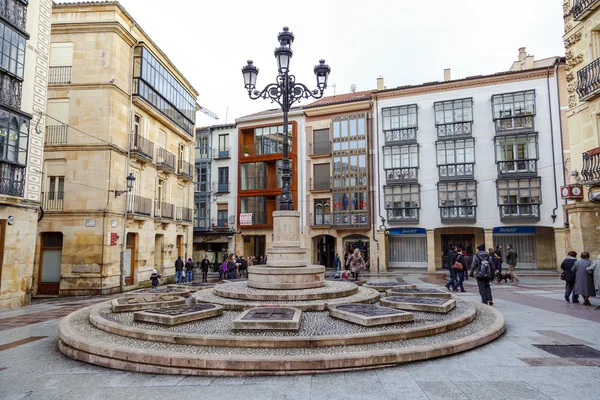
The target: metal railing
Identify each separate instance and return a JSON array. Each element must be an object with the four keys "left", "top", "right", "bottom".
[
  {"left": 213, "top": 147, "right": 231, "bottom": 159},
  {"left": 176, "top": 206, "right": 193, "bottom": 222},
  {"left": 178, "top": 159, "right": 193, "bottom": 180},
  {"left": 438, "top": 163, "right": 474, "bottom": 179},
  {"left": 497, "top": 159, "right": 538, "bottom": 176},
  {"left": 0, "top": 1, "right": 28, "bottom": 31},
  {"left": 45, "top": 125, "right": 68, "bottom": 145},
  {"left": 436, "top": 122, "right": 473, "bottom": 138},
  {"left": 48, "top": 66, "right": 72, "bottom": 85},
  {"left": 494, "top": 116, "right": 535, "bottom": 134},
  {"left": 156, "top": 147, "right": 176, "bottom": 172},
  {"left": 154, "top": 201, "right": 174, "bottom": 220},
  {"left": 309, "top": 141, "right": 332, "bottom": 156},
  {"left": 309, "top": 213, "right": 332, "bottom": 227},
  {"left": 42, "top": 191, "right": 64, "bottom": 211},
  {"left": 571, "top": 0, "right": 600, "bottom": 20},
  {"left": 387, "top": 208, "right": 419, "bottom": 223},
  {"left": 310, "top": 177, "right": 332, "bottom": 191},
  {"left": 582, "top": 147, "right": 600, "bottom": 184},
  {"left": 440, "top": 206, "right": 476, "bottom": 221},
  {"left": 127, "top": 195, "right": 152, "bottom": 216},
  {"left": 0, "top": 72, "right": 22, "bottom": 109},
  {"left": 500, "top": 204, "right": 540, "bottom": 220},
  {"left": 0, "top": 163, "right": 24, "bottom": 197},
  {"left": 577, "top": 57, "right": 600, "bottom": 100},
  {"left": 384, "top": 167, "right": 418, "bottom": 182},
  {"left": 384, "top": 128, "right": 417, "bottom": 143},
  {"left": 212, "top": 217, "right": 232, "bottom": 231},
  {"left": 213, "top": 181, "right": 230, "bottom": 193},
  {"left": 130, "top": 134, "right": 154, "bottom": 161}
]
